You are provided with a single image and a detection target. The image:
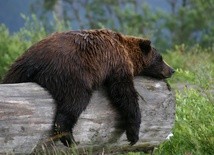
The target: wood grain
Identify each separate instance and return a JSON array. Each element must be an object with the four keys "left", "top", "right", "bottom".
[{"left": 0, "top": 77, "right": 175, "bottom": 154}]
